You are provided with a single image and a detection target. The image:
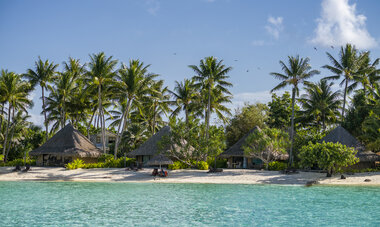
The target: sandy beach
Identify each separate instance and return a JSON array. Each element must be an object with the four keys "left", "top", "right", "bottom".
[{"left": 0, "top": 167, "right": 379, "bottom": 186}]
